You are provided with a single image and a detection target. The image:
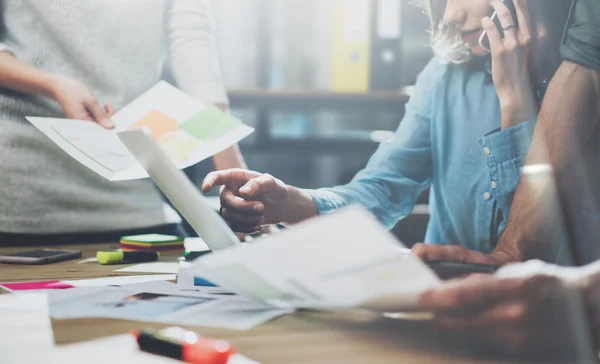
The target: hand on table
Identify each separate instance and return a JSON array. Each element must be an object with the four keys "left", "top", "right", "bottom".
[
  {"left": 418, "top": 273, "right": 592, "bottom": 359},
  {"left": 202, "top": 169, "right": 290, "bottom": 233},
  {"left": 49, "top": 74, "right": 115, "bottom": 129},
  {"left": 412, "top": 243, "right": 515, "bottom": 266}
]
